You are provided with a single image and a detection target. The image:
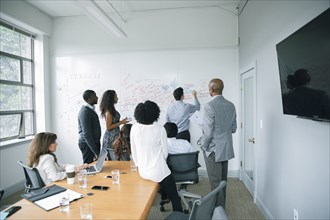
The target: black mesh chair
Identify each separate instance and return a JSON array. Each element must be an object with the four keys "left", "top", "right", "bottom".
[
  {"left": 17, "top": 161, "right": 45, "bottom": 193},
  {"left": 165, "top": 181, "right": 228, "bottom": 220},
  {"left": 161, "top": 151, "right": 201, "bottom": 213},
  {"left": 0, "top": 189, "right": 3, "bottom": 201}
]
